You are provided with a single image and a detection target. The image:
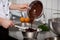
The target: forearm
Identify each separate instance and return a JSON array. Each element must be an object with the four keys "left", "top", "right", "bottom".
[
  {"left": 9, "top": 3, "right": 20, "bottom": 10},
  {"left": 9, "top": 3, "right": 25, "bottom": 10},
  {"left": 0, "top": 18, "right": 4, "bottom": 26},
  {"left": 9, "top": 3, "right": 28, "bottom": 11},
  {"left": 0, "top": 17, "right": 14, "bottom": 29}
]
